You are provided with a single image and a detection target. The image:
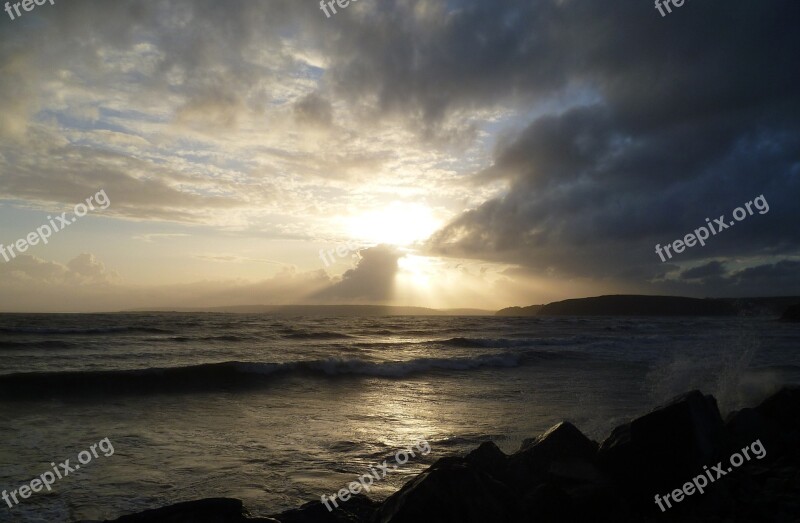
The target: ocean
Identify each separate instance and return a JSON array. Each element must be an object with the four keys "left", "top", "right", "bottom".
[{"left": 0, "top": 313, "right": 798, "bottom": 522}]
